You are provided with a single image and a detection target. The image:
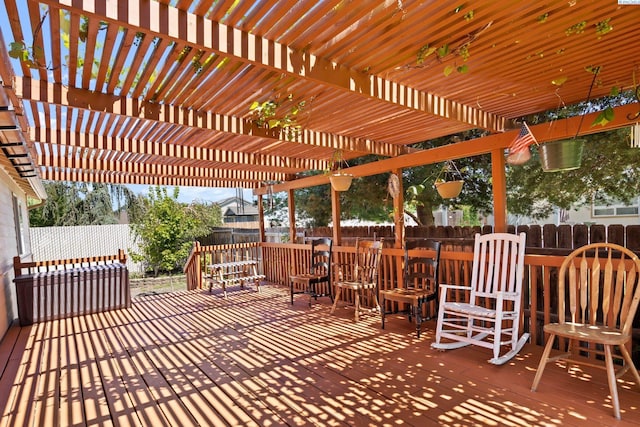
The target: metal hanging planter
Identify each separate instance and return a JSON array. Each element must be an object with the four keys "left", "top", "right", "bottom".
[
  {"left": 537, "top": 68, "right": 598, "bottom": 173},
  {"left": 538, "top": 138, "right": 585, "bottom": 172}
]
